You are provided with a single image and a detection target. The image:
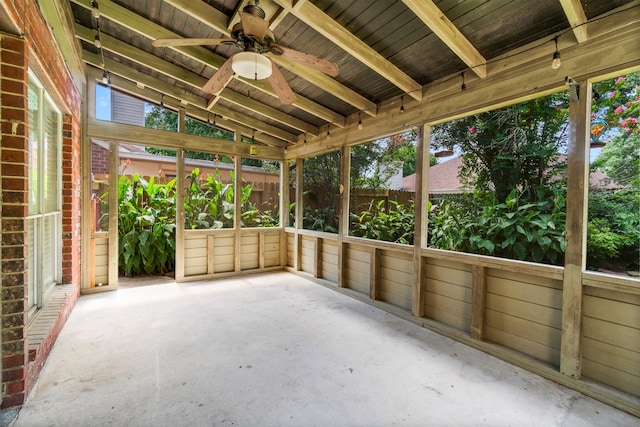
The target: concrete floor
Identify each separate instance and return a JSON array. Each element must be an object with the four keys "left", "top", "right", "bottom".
[{"left": 9, "top": 272, "right": 639, "bottom": 427}]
